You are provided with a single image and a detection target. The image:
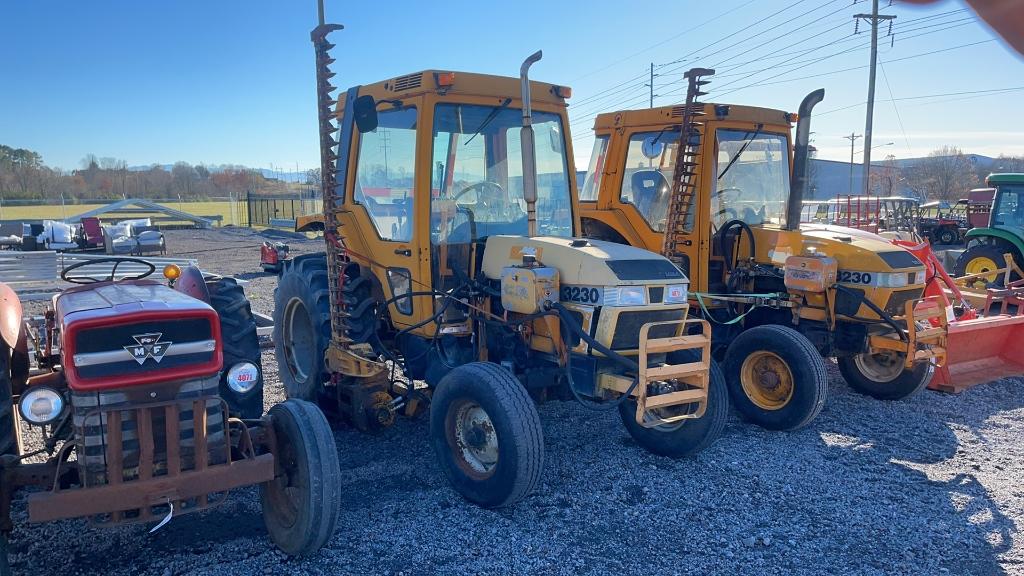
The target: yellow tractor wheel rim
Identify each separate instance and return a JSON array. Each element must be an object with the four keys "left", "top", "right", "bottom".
[
  {"left": 739, "top": 351, "right": 794, "bottom": 411},
  {"left": 964, "top": 256, "right": 999, "bottom": 283}
]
